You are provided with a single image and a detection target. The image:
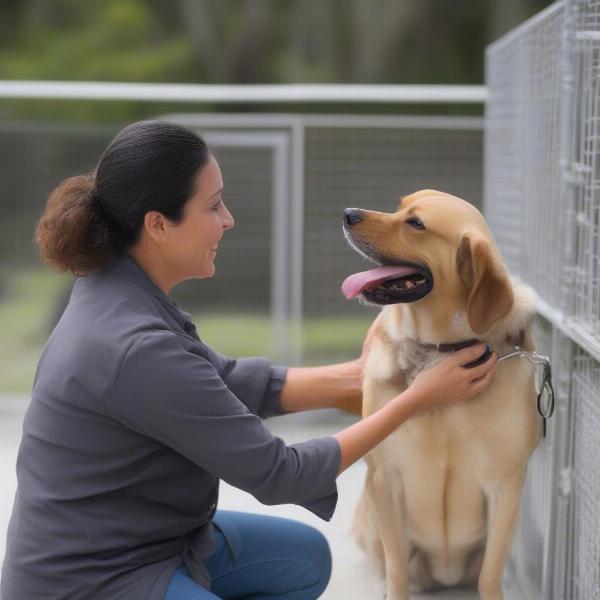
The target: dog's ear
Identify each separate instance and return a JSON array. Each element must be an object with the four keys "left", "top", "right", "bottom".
[{"left": 456, "top": 233, "right": 514, "bottom": 335}]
